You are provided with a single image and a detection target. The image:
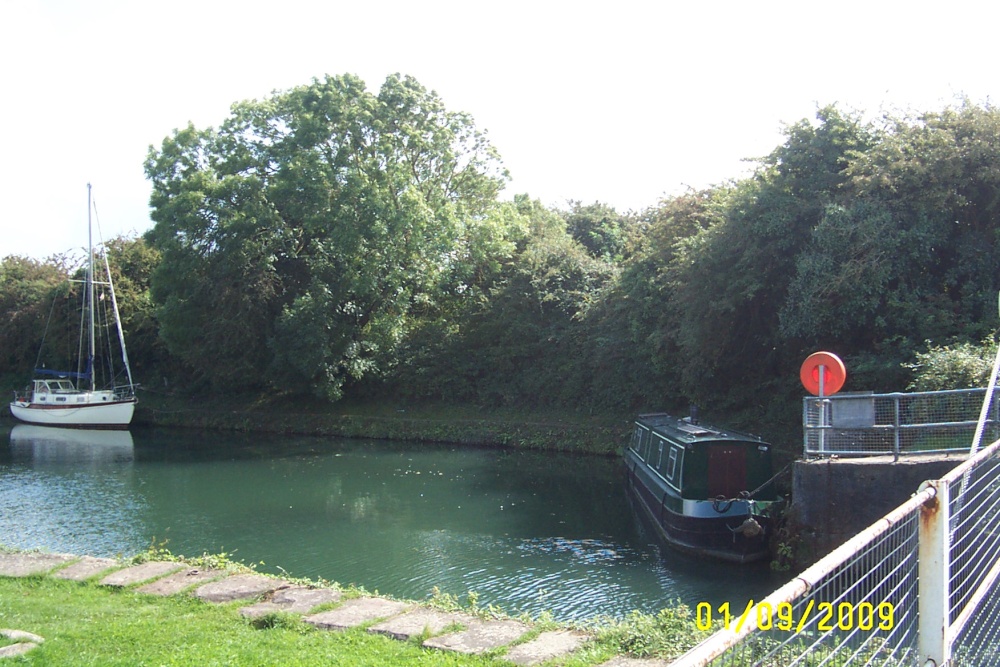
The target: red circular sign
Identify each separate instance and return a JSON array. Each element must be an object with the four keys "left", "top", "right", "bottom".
[{"left": 800, "top": 351, "right": 847, "bottom": 396}]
